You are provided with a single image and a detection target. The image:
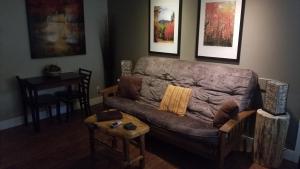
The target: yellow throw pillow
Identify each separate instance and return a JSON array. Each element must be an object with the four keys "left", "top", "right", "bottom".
[{"left": 159, "top": 85, "right": 192, "bottom": 116}]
